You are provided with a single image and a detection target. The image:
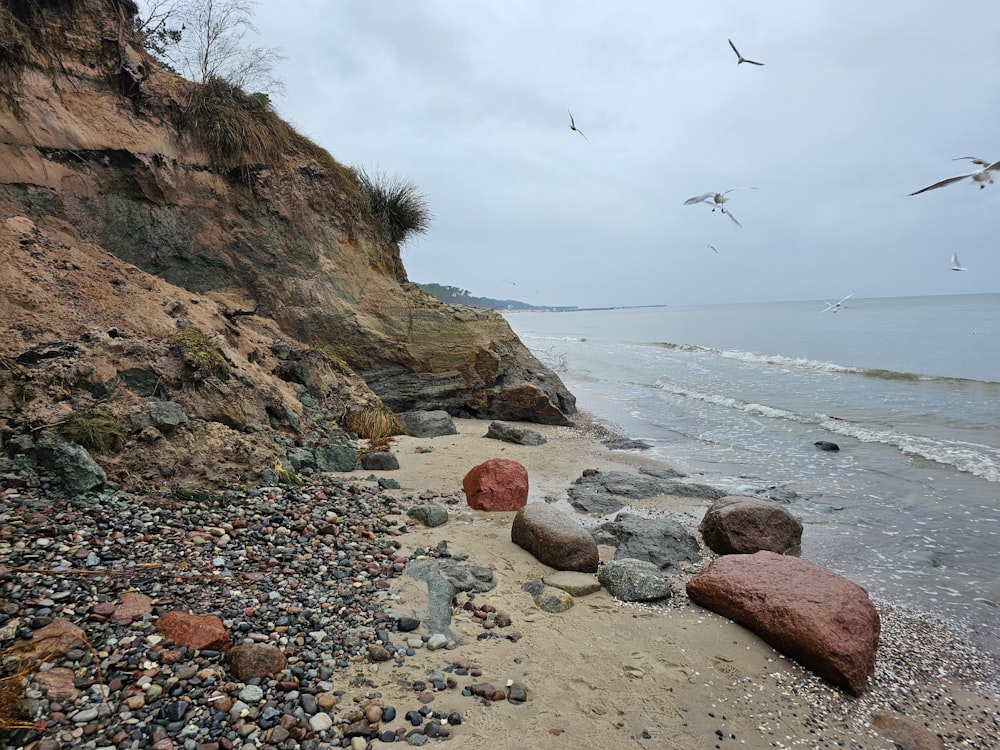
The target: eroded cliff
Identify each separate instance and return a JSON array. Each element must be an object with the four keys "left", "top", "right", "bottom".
[{"left": 0, "top": 0, "right": 575, "bottom": 489}]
